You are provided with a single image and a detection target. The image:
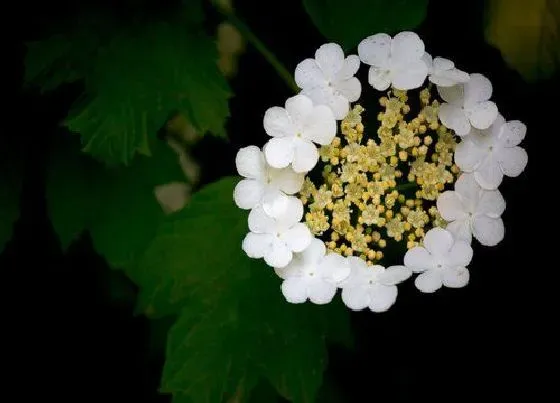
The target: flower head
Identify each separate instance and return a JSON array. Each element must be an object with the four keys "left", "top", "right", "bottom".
[
  {"left": 341, "top": 257, "right": 411, "bottom": 312},
  {"left": 275, "top": 238, "right": 350, "bottom": 304},
  {"left": 295, "top": 43, "right": 361, "bottom": 120},
  {"left": 437, "top": 173, "right": 506, "bottom": 246},
  {"left": 263, "top": 94, "right": 337, "bottom": 173},
  {"left": 234, "top": 146, "right": 305, "bottom": 213},
  {"left": 358, "top": 31, "right": 429, "bottom": 91},
  {"left": 437, "top": 73, "right": 498, "bottom": 136},
  {"left": 454, "top": 115, "right": 528, "bottom": 189},
  {"left": 243, "top": 197, "right": 312, "bottom": 268},
  {"left": 404, "top": 227, "right": 473, "bottom": 293}
]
